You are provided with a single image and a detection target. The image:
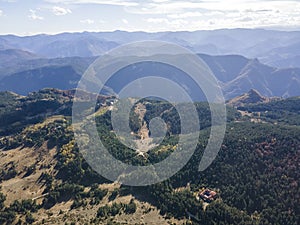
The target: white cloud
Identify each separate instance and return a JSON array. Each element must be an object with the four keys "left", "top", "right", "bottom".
[
  {"left": 28, "top": 9, "right": 44, "bottom": 20},
  {"left": 45, "top": 0, "right": 138, "bottom": 6},
  {"left": 125, "top": 0, "right": 300, "bottom": 17},
  {"left": 52, "top": 6, "right": 72, "bottom": 15},
  {"left": 146, "top": 17, "right": 188, "bottom": 29},
  {"left": 147, "top": 18, "right": 168, "bottom": 24},
  {"left": 237, "top": 16, "right": 253, "bottom": 22},
  {"left": 43, "top": 0, "right": 300, "bottom": 31},
  {"left": 134, "top": 0, "right": 300, "bottom": 31},
  {"left": 167, "top": 12, "right": 203, "bottom": 19},
  {"left": 0, "top": 10, "right": 3, "bottom": 16},
  {"left": 4, "top": 0, "right": 300, "bottom": 33},
  {"left": 151, "top": 0, "right": 170, "bottom": 3},
  {"left": 80, "top": 19, "right": 94, "bottom": 24}
]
